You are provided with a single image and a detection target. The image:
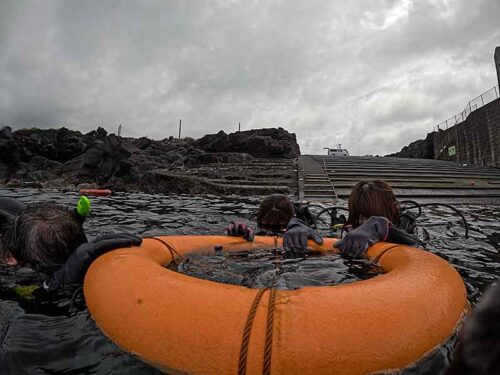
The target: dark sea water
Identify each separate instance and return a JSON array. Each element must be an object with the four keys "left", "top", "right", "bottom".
[{"left": 0, "top": 188, "right": 499, "bottom": 374}]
